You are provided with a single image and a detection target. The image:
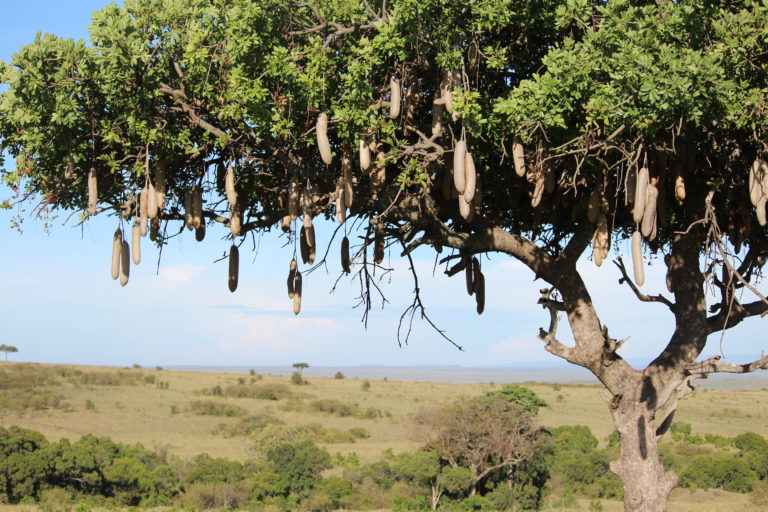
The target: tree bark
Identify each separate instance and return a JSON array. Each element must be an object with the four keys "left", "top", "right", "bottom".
[{"left": 609, "top": 388, "right": 678, "bottom": 511}]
